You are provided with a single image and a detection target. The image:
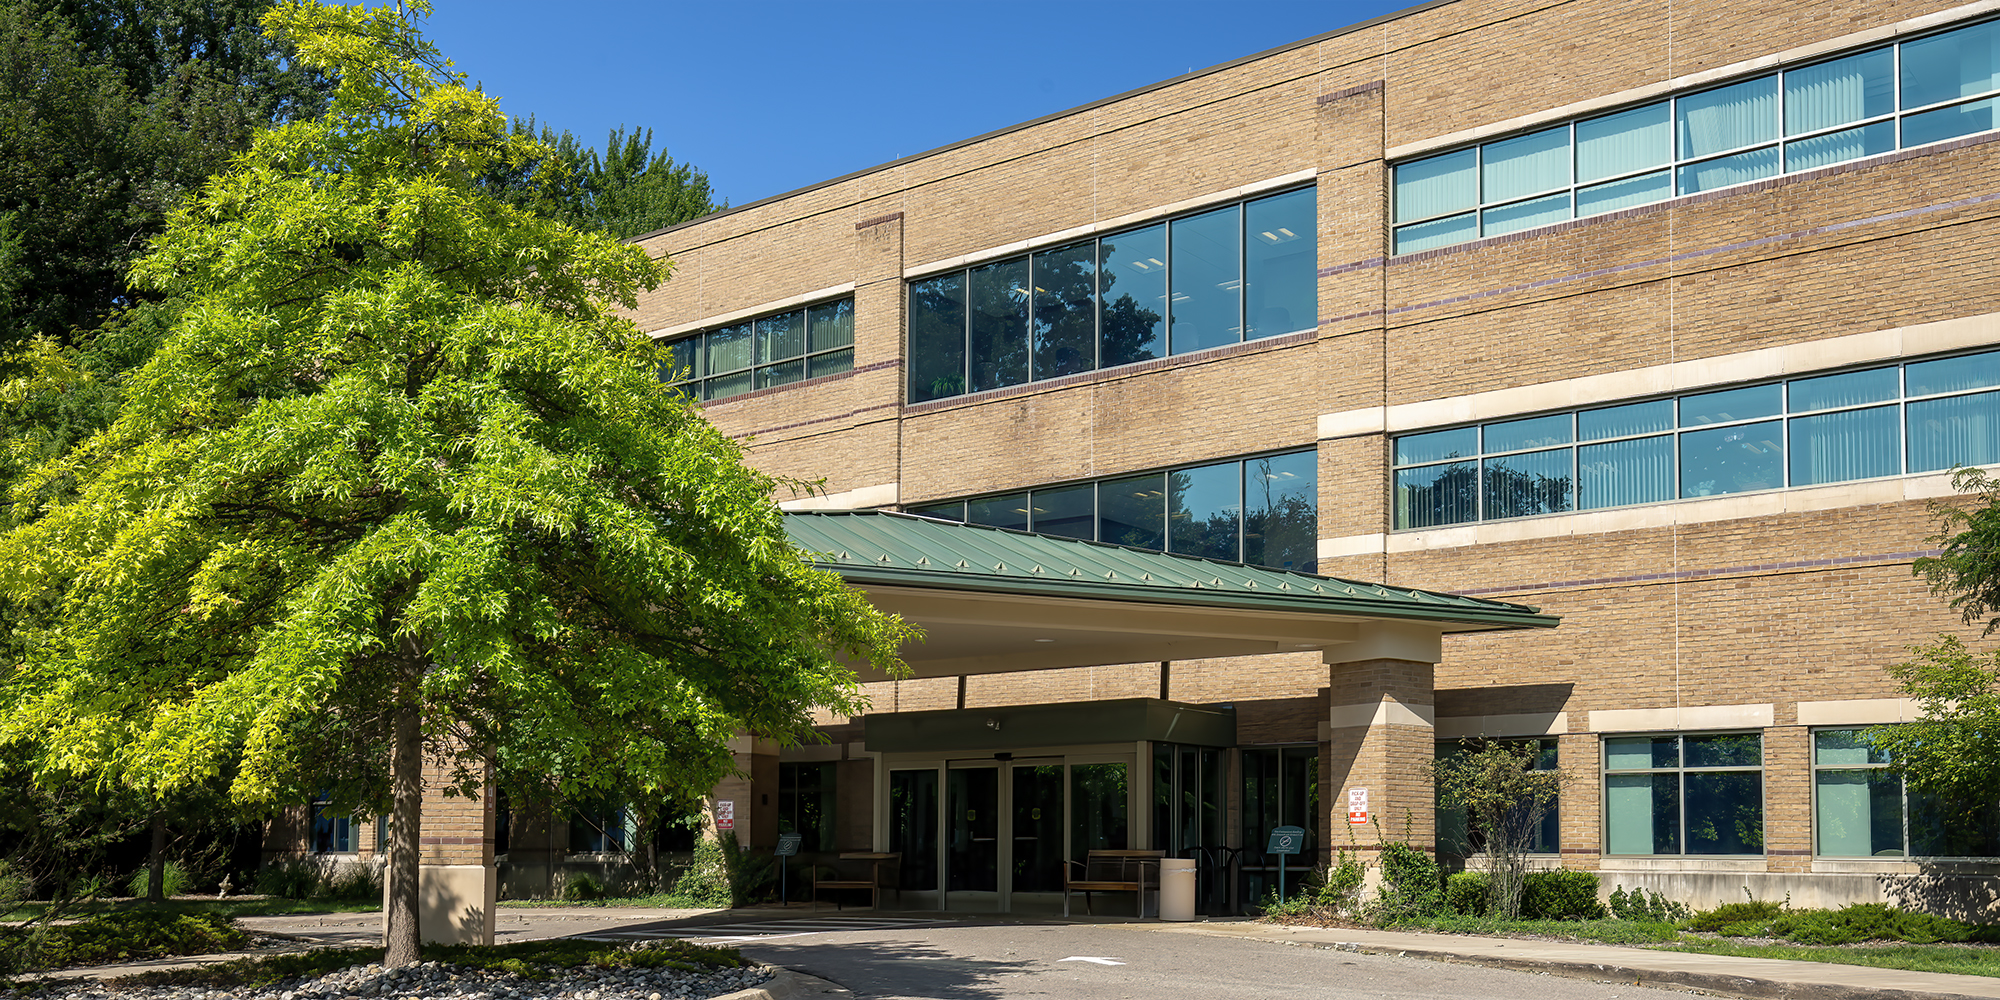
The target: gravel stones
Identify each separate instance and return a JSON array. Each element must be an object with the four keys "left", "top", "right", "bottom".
[{"left": 17, "top": 960, "right": 773, "bottom": 1000}]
